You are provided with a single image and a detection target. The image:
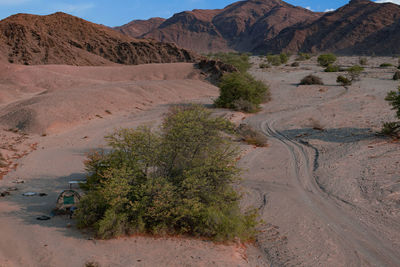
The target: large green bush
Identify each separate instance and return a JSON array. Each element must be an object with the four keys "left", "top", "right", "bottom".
[
  {"left": 215, "top": 72, "right": 270, "bottom": 112},
  {"left": 76, "top": 105, "right": 258, "bottom": 241},
  {"left": 208, "top": 52, "right": 251, "bottom": 73},
  {"left": 317, "top": 54, "right": 337, "bottom": 67}
]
